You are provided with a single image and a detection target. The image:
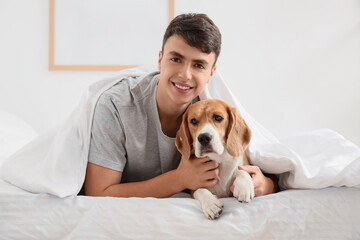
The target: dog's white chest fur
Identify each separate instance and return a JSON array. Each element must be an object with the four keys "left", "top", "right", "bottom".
[
  {"left": 194, "top": 149, "right": 254, "bottom": 220},
  {"left": 206, "top": 151, "right": 243, "bottom": 198}
]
